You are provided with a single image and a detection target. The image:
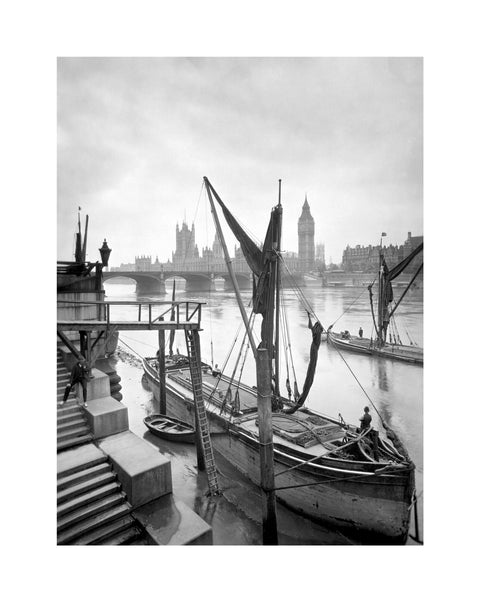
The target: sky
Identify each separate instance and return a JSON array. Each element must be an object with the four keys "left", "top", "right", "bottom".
[{"left": 57, "top": 57, "right": 422, "bottom": 266}]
